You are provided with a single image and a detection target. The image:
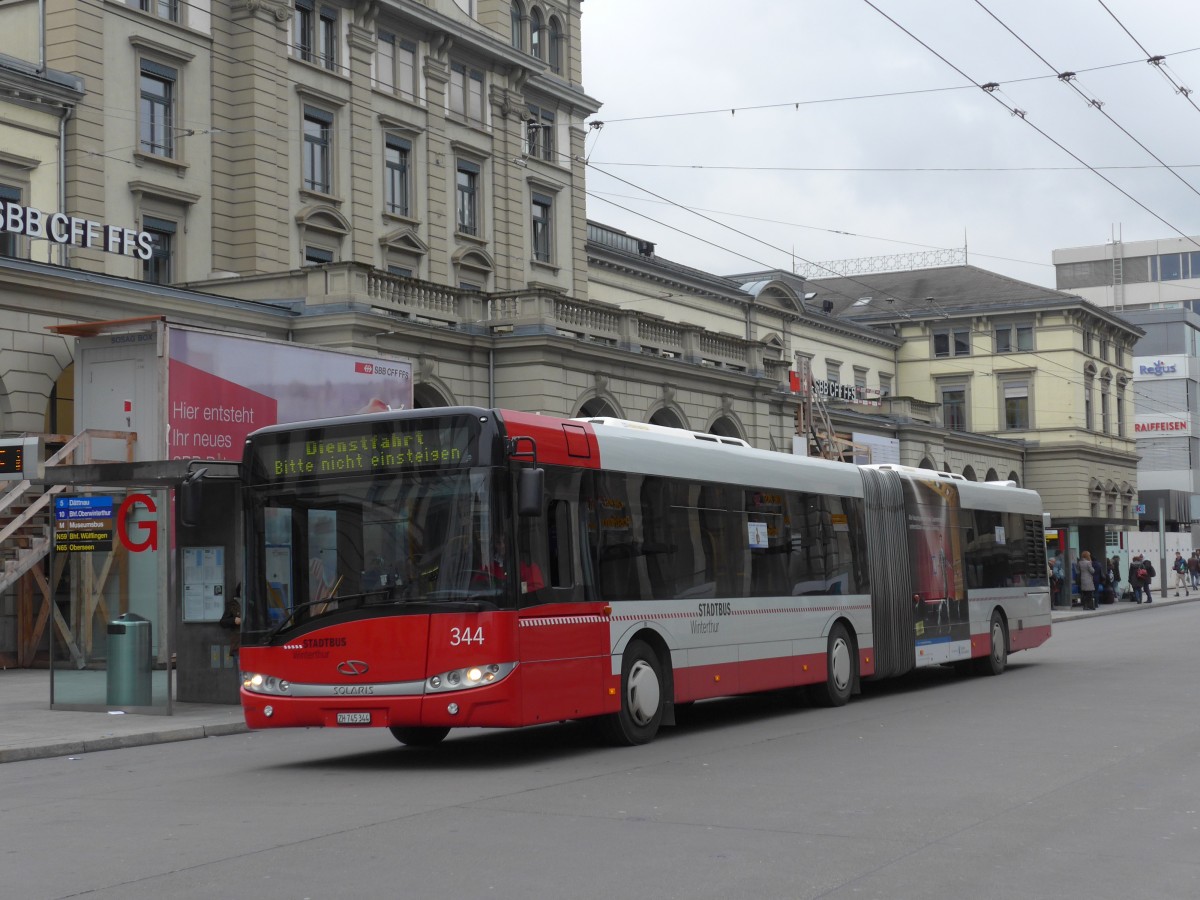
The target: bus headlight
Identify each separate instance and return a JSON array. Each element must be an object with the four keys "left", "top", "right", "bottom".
[
  {"left": 426, "top": 662, "right": 515, "bottom": 693},
  {"left": 242, "top": 672, "right": 292, "bottom": 696}
]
